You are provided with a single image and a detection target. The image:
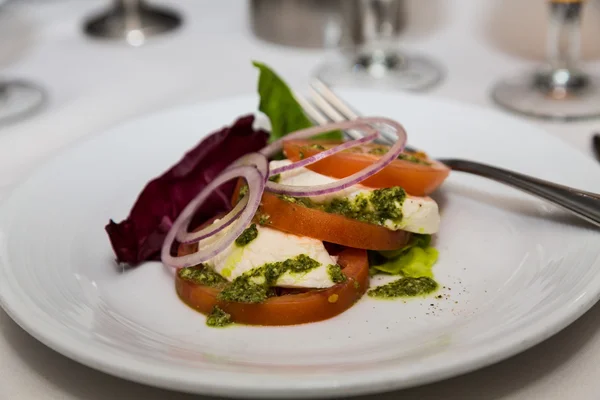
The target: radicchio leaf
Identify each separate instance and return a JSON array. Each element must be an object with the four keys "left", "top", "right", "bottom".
[{"left": 105, "top": 115, "right": 269, "bottom": 266}]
